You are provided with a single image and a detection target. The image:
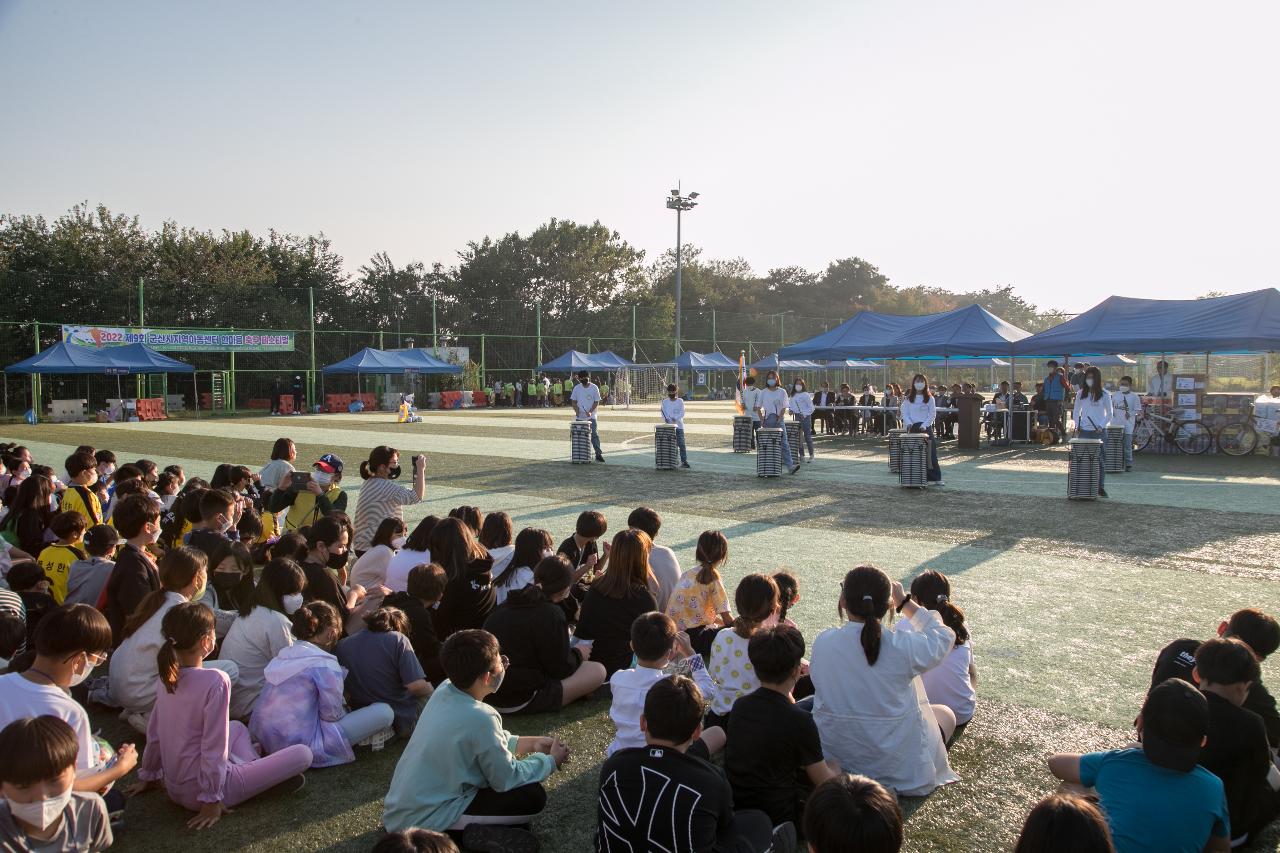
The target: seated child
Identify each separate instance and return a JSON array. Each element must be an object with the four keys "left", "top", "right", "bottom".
[
  {"left": 372, "top": 829, "right": 459, "bottom": 853},
  {"left": 37, "top": 511, "right": 88, "bottom": 604},
  {"left": 0, "top": 716, "right": 112, "bottom": 851},
  {"left": 481, "top": 555, "right": 607, "bottom": 714},
  {"left": 705, "top": 573, "right": 779, "bottom": 728},
  {"left": 64, "top": 524, "right": 119, "bottom": 608},
  {"left": 382, "top": 629, "right": 568, "bottom": 852},
  {"left": 1193, "top": 637, "right": 1280, "bottom": 846},
  {"left": 5, "top": 562, "right": 57, "bottom": 649},
  {"left": 1048, "top": 678, "right": 1231, "bottom": 853},
  {"left": 335, "top": 607, "right": 432, "bottom": 737},
  {"left": 606, "top": 611, "right": 719, "bottom": 757},
  {"left": 129, "top": 602, "right": 313, "bottom": 829},
  {"left": 802, "top": 773, "right": 903, "bottom": 853},
  {"left": 251, "top": 601, "right": 395, "bottom": 766},
  {"left": 1014, "top": 793, "right": 1114, "bottom": 853},
  {"left": 557, "top": 510, "right": 607, "bottom": 583},
  {"left": 726, "top": 626, "right": 835, "bottom": 828},
  {"left": 903, "top": 570, "right": 977, "bottom": 726},
  {"left": 596, "top": 675, "right": 791, "bottom": 853},
  {"left": 384, "top": 563, "right": 448, "bottom": 685},
  {"left": 664, "top": 530, "right": 733, "bottom": 657}
]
